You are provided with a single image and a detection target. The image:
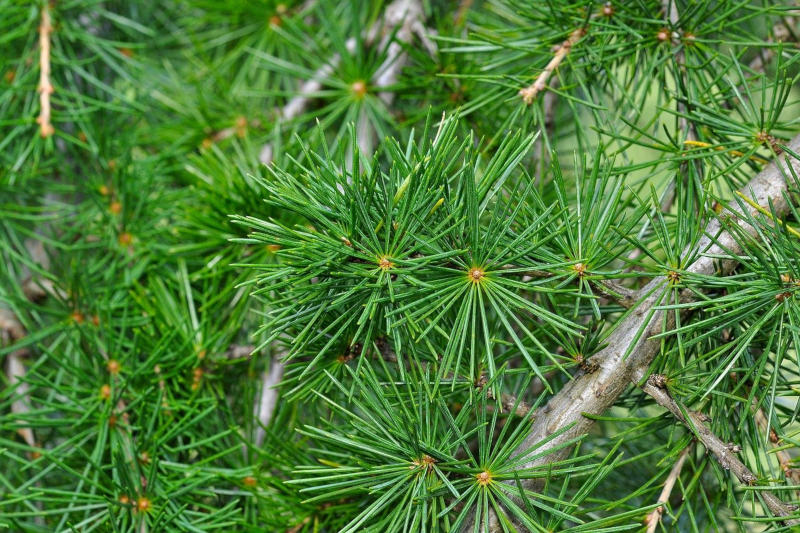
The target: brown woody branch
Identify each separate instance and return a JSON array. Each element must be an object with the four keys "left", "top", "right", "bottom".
[
  {"left": 592, "top": 279, "right": 637, "bottom": 308},
  {"left": 486, "top": 388, "right": 531, "bottom": 418},
  {"left": 640, "top": 374, "right": 799, "bottom": 524}
]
